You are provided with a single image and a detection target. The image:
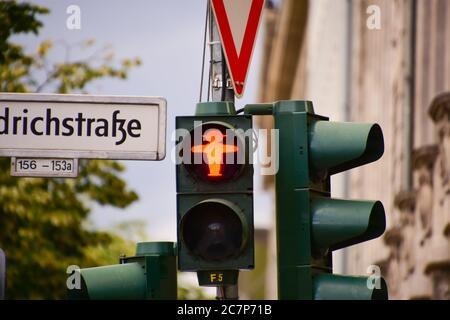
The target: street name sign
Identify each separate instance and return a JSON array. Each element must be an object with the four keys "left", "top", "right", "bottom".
[{"left": 0, "top": 93, "right": 167, "bottom": 161}]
